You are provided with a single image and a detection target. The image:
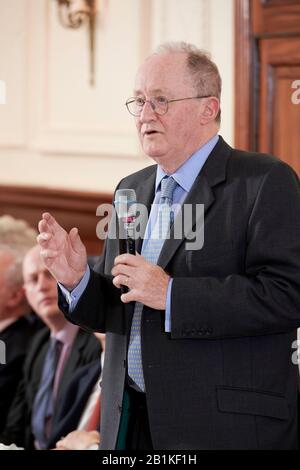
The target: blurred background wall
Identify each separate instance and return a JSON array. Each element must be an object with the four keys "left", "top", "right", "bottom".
[{"left": 0, "top": 0, "right": 234, "bottom": 194}]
